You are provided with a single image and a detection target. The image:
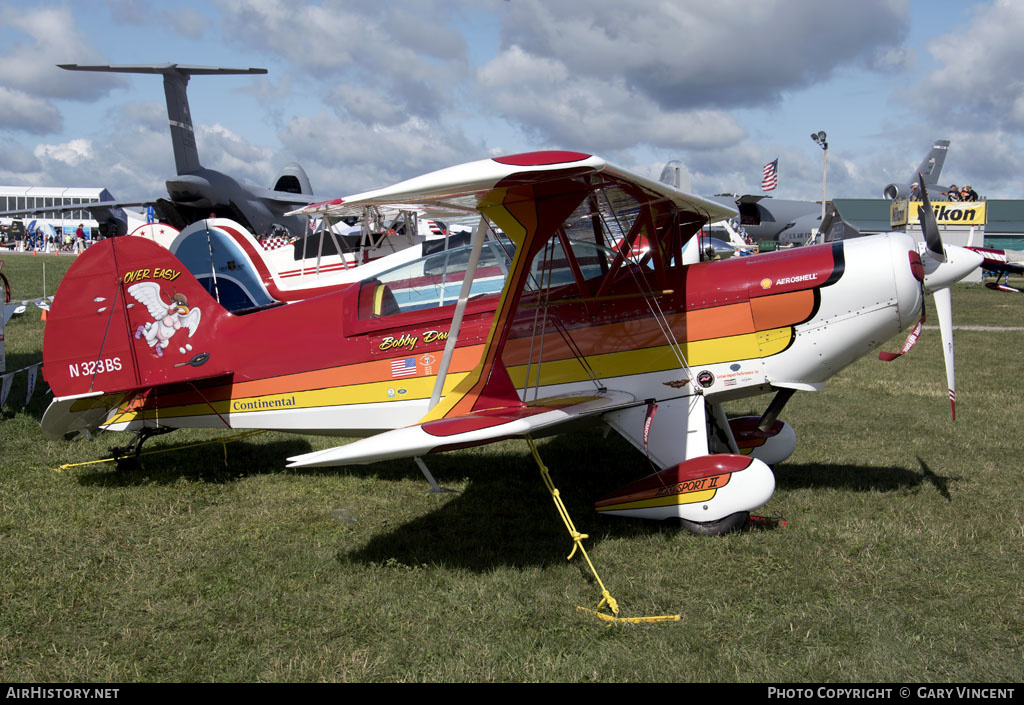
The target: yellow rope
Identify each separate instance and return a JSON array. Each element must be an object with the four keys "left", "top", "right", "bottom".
[
  {"left": 53, "top": 430, "right": 266, "bottom": 472},
  {"left": 525, "top": 435, "right": 680, "bottom": 625}
]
